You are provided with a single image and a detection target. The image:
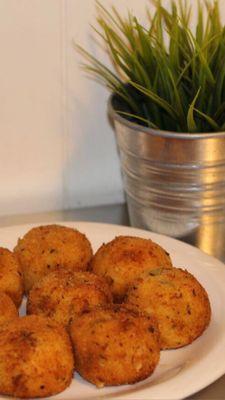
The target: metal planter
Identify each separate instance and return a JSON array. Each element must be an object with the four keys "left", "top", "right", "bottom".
[{"left": 108, "top": 93, "right": 225, "bottom": 259}]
